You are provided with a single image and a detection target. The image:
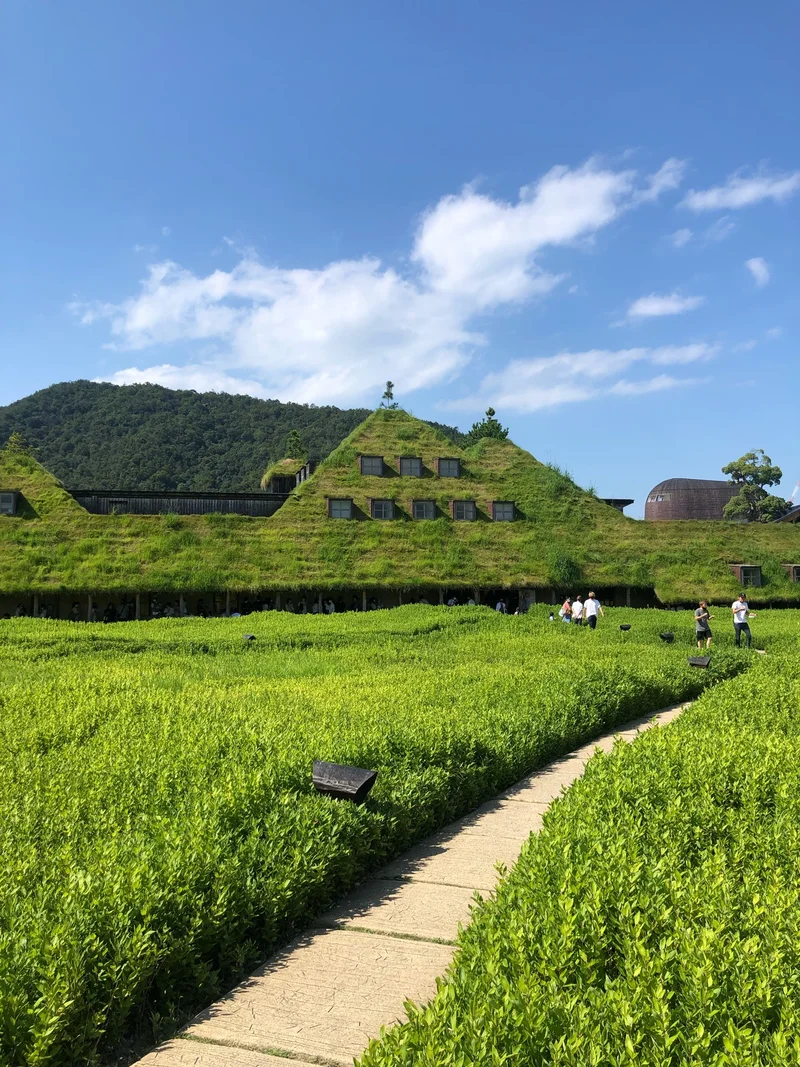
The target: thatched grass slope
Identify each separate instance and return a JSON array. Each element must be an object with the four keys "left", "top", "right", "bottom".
[{"left": 1, "top": 409, "right": 797, "bottom": 602}]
